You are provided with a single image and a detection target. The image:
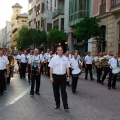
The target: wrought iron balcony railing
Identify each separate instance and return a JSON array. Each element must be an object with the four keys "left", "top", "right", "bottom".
[
  {"left": 52, "top": 8, "right": 64, "bottom": 18},
  {"left": 111, "top": 0, "right": 120, "bottom": 8},
  {"left": 99, "top": 4, "right": 106, "bottom": 15}
]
